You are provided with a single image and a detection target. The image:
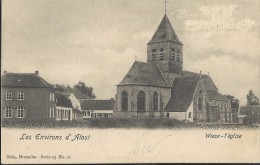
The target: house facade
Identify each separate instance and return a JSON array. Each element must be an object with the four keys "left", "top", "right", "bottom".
[
  {"left": 115, "top": 14, "right": 232, "bottom": 122},
  {"left": 81, "top": 99, "right": 115, "bottom": 119},
  {"left": 1, "top": 71, "right": 56, "bottom": 121},
  {"left": 62, "top": 93, "right": 83, "bottom": 121},
  {"left": 54, "top": 92, "right": 73, "bottom": 121}
]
